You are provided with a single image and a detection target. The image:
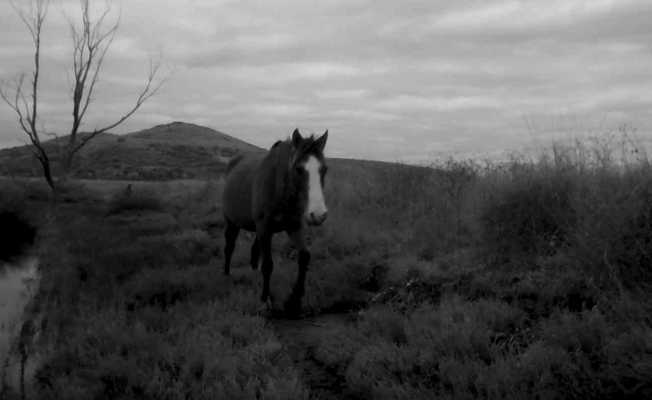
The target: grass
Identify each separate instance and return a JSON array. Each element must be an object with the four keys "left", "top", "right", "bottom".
[
  {"left": 16, "top": 191, "right": 307, "bottom": 399},
  {"left": 2, "top": 131, "right": 652, "bottom": 398},
  {"left": 106, "top": 187, "right": 164, "bottom": 215}
]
